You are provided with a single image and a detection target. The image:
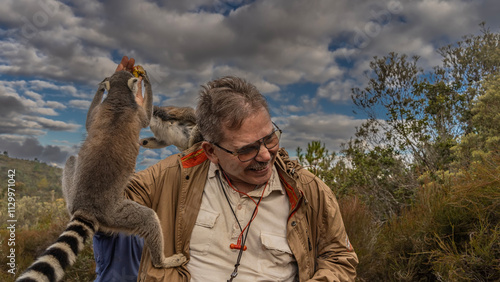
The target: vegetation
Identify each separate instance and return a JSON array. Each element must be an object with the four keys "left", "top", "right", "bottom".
[
  {"left": 0, "top": 156, "right": 95, "bottom": 281},
  {"left": 297, "top": 24, "right": 500, "bottom": 281},
  {"left": 0, "top": 154, "right": 64, "bottom": 201}
]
